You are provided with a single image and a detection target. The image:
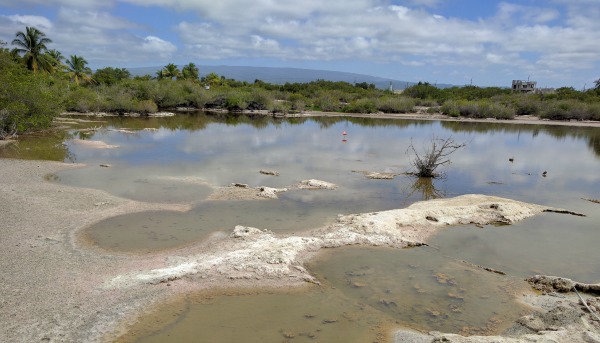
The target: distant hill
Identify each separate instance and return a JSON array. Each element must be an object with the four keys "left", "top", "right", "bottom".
[{"left": 126, "top": 65, "right": 453, "bottom": 90}]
